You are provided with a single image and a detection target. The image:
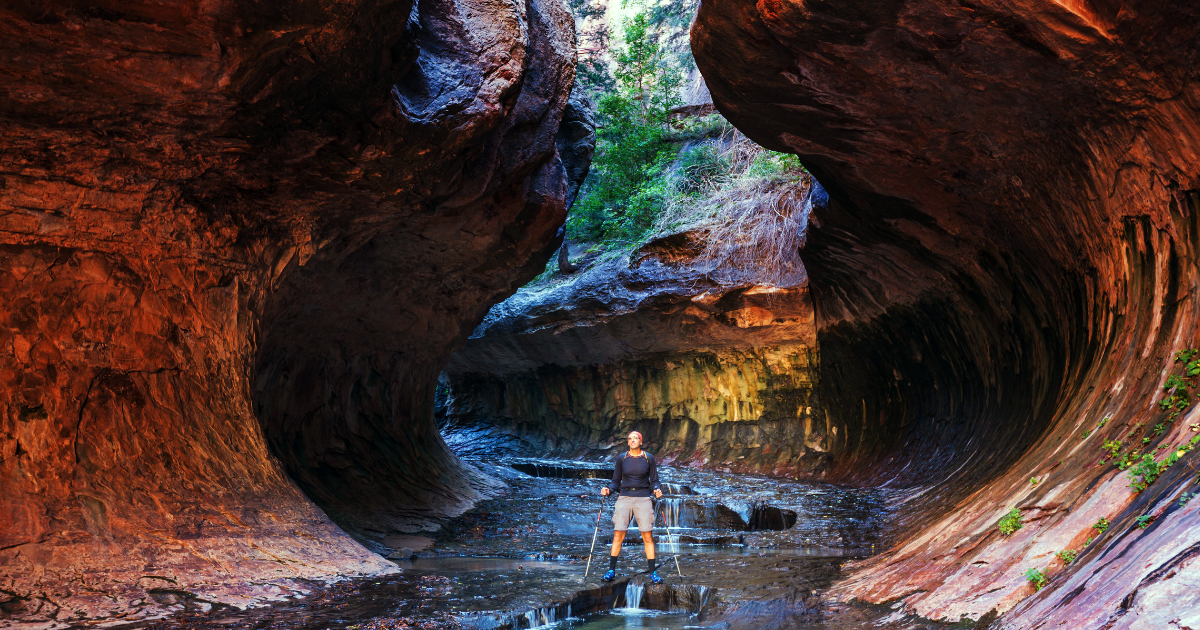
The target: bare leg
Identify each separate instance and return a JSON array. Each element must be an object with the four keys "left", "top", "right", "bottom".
[
  {"left": 610, "top": 530, "right": 627, "bottom": 556},
  {"left": 641, "top": 531, "right": 655, "bottom": 560}
]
